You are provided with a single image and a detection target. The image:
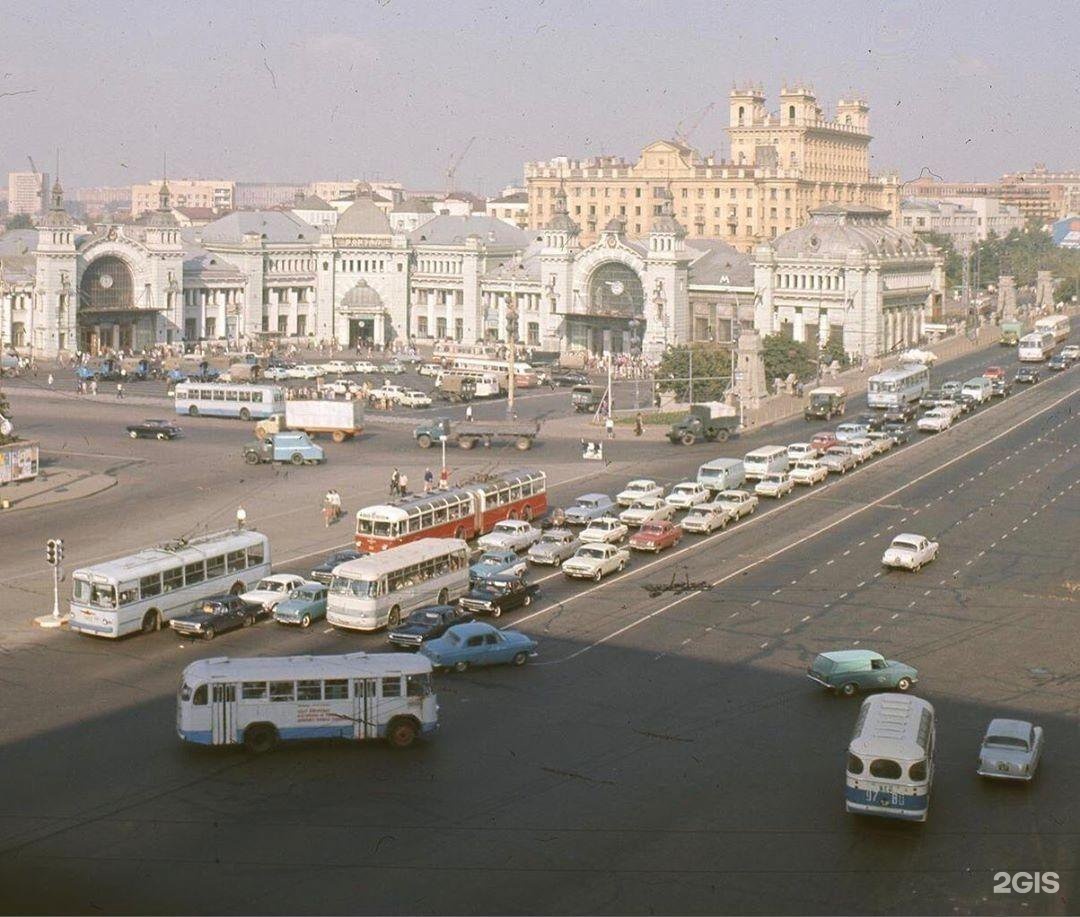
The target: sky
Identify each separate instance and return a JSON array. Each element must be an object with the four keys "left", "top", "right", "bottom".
[{"left": 1, "top": 0, "right": 1078, "bottom": 195}]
